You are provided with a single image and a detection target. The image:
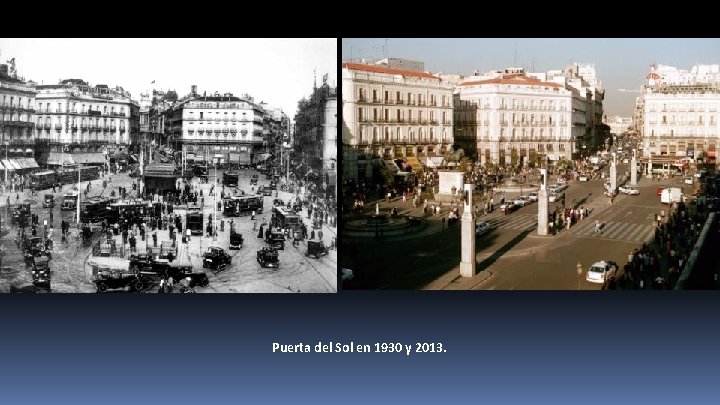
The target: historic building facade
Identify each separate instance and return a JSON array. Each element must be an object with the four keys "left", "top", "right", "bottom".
[
  {"left": 341, "top": 62, "right": 454, "bottom": 180},
  {"left": 165, "top": 90, "right": 265, "bottom": 166}
]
